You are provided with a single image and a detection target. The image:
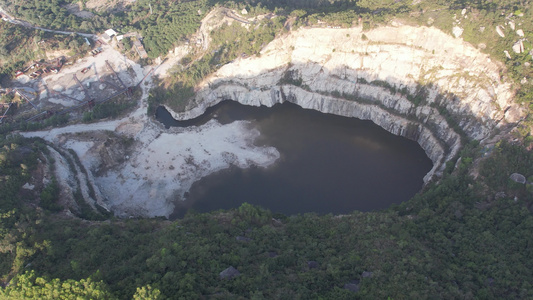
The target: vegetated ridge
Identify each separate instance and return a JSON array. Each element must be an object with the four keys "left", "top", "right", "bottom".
[{"left": 0, "top": 0, "right": 532, "bottom": 299}]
